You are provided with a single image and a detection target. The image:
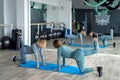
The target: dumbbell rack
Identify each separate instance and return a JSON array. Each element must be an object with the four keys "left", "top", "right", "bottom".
[{"left": 31, "top": 22, "right": 64, "bottom": 42}]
